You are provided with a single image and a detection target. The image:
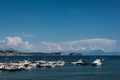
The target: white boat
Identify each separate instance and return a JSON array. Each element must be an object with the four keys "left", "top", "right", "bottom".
[
  {"left": 55, "top": 61, "right": 65, "bottom": 67},
  {"left": 36, "top": 60, "right": 47, "bottom": 67},
  {"left": 92, "top": 59, "right": 102, "bottom": 66},
  {"left": 7, "top": 66, "right": 21, "bottom": 71},
  {"left": 30, "top": 63, "right": 37, "bottom": 68},
  {"left": 45, "top": 62, "right": 56, "bottom": 68},
  {"left": 0, "top": 65, "right": 5, "bottom": 70},
  {"left": 71, "top": 59, "right": 87, "bottom": 65},
  {"left": 0, "top": 60, "right": 66, "bottom": 71},
  {"left": 36, "top": 60, "right": 64, "bottom": 68}
]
